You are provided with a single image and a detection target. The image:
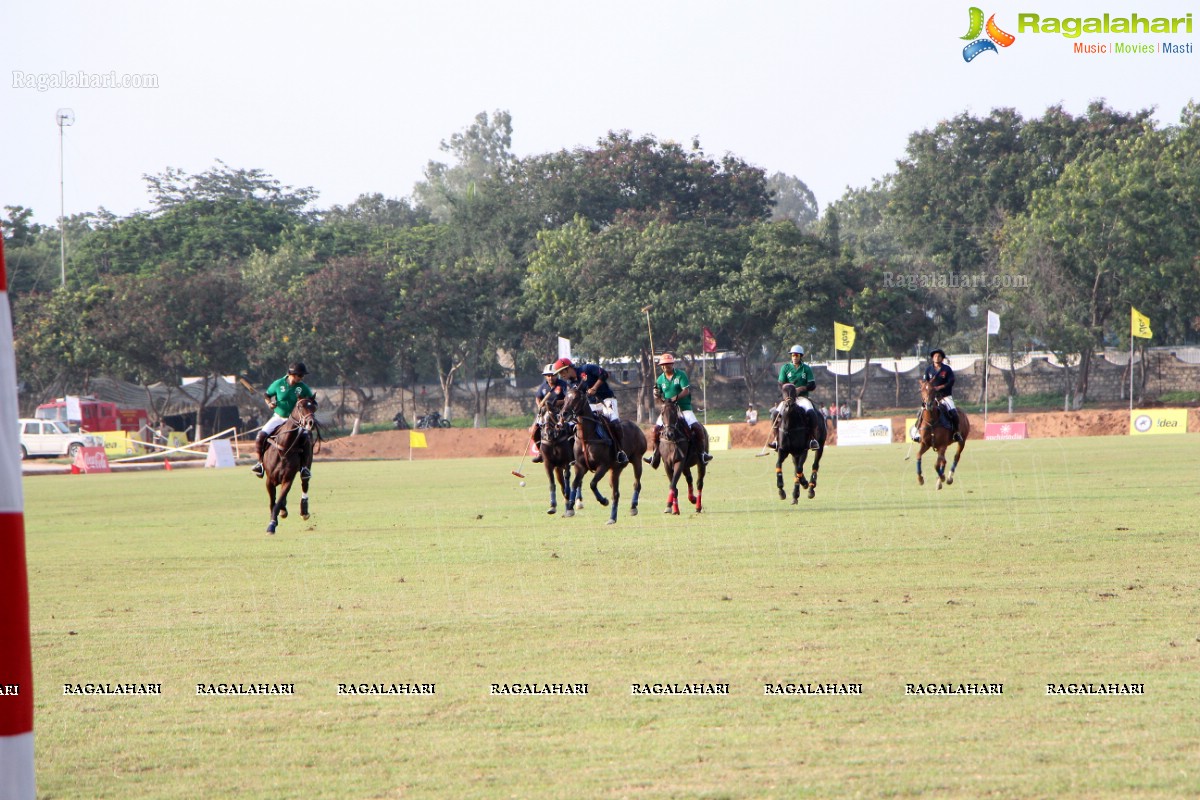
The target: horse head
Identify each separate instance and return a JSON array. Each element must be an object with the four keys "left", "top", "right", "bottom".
[
  {"left": 561, "top": 383, "right": 592, "bottom": 424},
  {"left": 918, "top": 380, "right": 939, "bottom": 412},
  {"left": 659, "top": 396, "right": 688, "bottom": 442}
]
